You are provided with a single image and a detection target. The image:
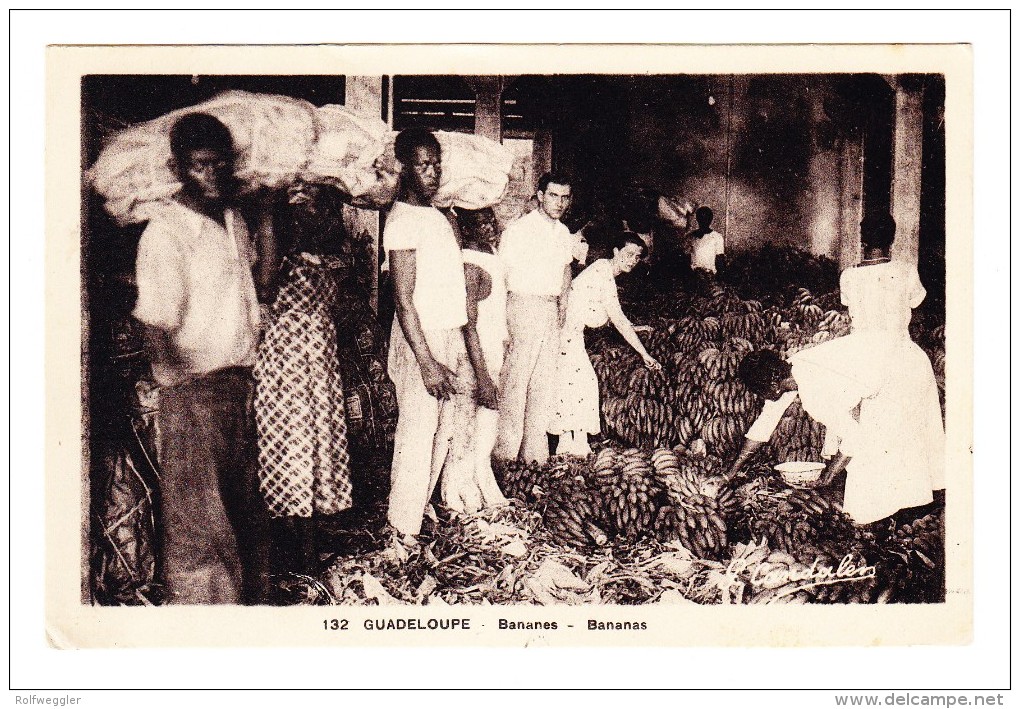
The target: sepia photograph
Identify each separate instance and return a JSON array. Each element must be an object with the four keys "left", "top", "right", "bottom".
[{"left": 44, "top": 41, "right": 974, "bottom": 650}]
